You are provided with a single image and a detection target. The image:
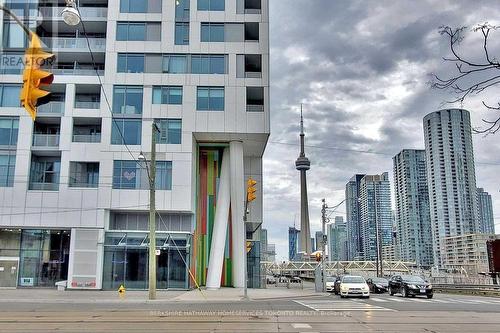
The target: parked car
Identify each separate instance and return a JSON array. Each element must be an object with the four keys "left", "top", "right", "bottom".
[
  {"left": 366, "top": 277, "right": 389, "bottom": 293},
  {"left": 339, "top": 275, "right": 370, "bottom": 298},
  {"left": 388, "top": 275, "right": 433, "bottom": 298},
  {"left": 325, "top": 276, "right": 337, "bottom": 292}
]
